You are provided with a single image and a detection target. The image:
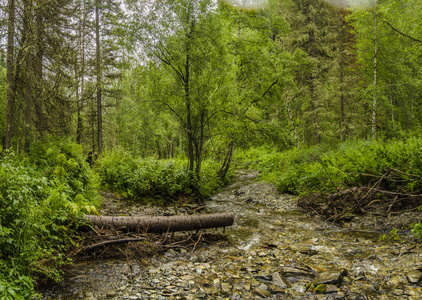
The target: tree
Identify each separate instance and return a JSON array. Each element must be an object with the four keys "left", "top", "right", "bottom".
[
  {"left": 5, "top": 0, "right": 15, "bottom": 150},
  {"left": 127, "top": 0, "right": 234, "bottom": 176}
]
